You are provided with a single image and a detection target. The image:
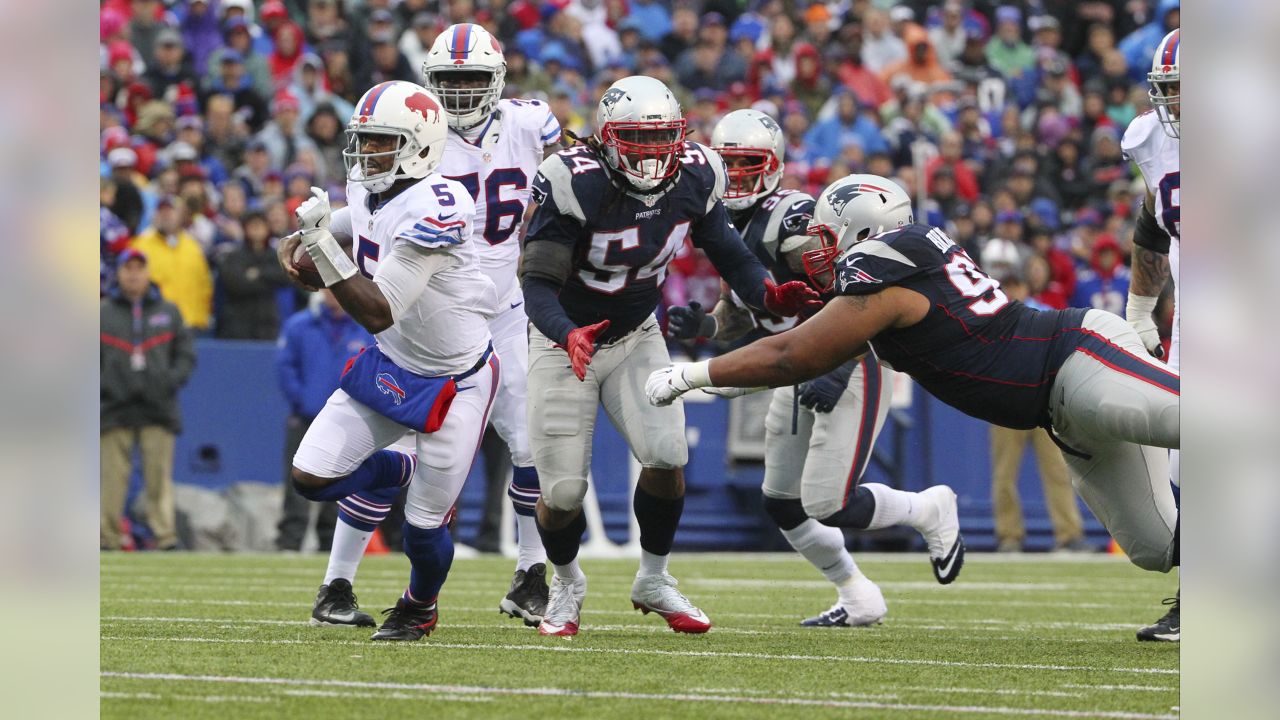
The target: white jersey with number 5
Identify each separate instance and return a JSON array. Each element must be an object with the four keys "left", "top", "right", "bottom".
[
  {"left": 1121, "top": 110, "right": 1180, "bottom": 369},
  {"left": 440, "top": 98, "right": 562, "bottom": 305},
  {"left": 344, "top": 173, "right": 498, "bottom": 377}
]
